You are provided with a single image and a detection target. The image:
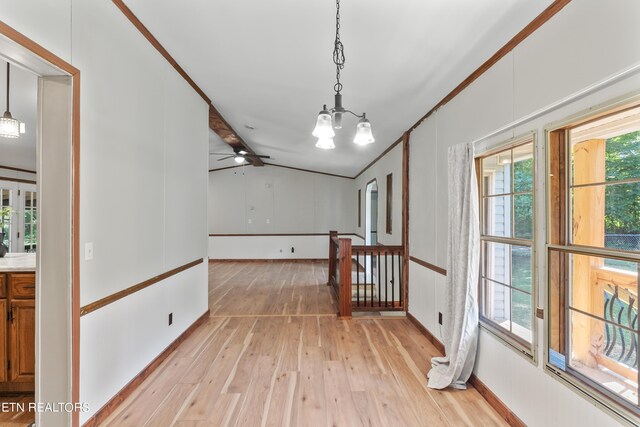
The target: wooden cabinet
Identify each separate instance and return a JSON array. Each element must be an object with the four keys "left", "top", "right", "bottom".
[
  {"left": 0, "top": 271, "right": 35, "bottom": 392},
  {"left": 0, "top": 299, "right": 6, "bottom": 384},
  {"left": 9, "top": 300, "right": 34, "bottom": 382}
]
